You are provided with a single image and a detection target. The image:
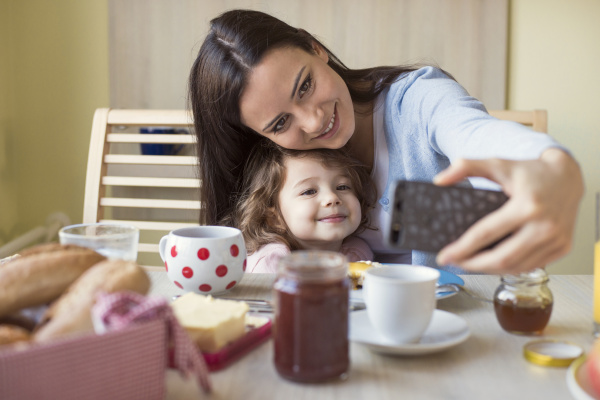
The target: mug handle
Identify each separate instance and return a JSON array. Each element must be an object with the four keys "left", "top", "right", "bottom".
[{"left": 158, "top": 235, "right": 169, "bottom": 261}]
